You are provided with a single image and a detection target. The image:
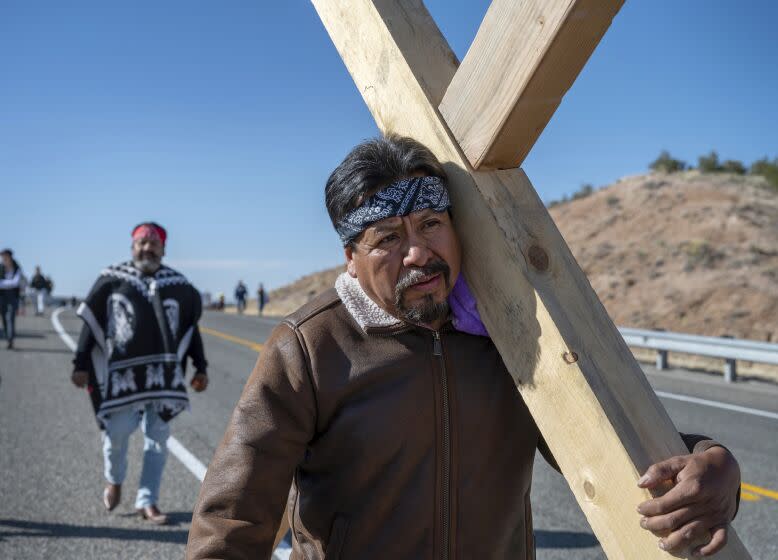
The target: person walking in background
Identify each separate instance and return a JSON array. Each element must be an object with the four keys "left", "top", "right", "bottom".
[
  {"left": 234, "top": 280, "right": 248, "bottom": 314},
  {"left": 45, "top": 275, "right": 54, "bottom": 300},
  {"left": 0, "top": 249, "right": 23, "bottom": 349},
  {"left": 30, "top": 266, "right": 49, "bottom": 316},
  {"left": 257, "top": 283, "right": 266, "bottom": 316},
  {"left": 70, "top": 222, "right": 210, "bottom": 525},
  {"left": 17, "top": 270, "right": 28, "bottom": 316}
]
